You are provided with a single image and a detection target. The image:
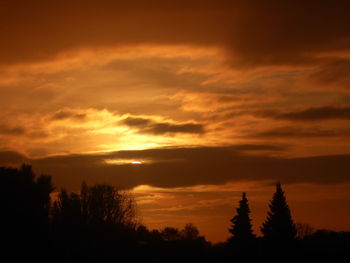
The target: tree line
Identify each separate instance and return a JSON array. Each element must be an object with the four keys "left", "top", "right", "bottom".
[{"left": 0, "top": 164, "right": 349, "bottom": 262}]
